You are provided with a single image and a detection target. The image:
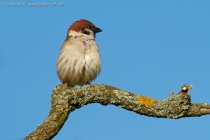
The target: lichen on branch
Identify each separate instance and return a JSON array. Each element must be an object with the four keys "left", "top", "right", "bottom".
[{"left": 25, "top": 84, "right": 210, "bottom": 140}]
